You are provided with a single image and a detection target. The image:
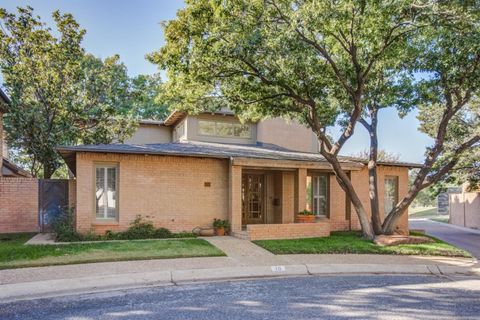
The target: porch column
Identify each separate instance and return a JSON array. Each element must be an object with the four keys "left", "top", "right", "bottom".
[
  {"left": 294, "top": 168, "right": 307, "bottom": 214},
  {"left": 281, "top": 171, "right": 295, "bottom": 223},
  {"left": 228, "top": 164, "right": 242, "bottom": 234}
]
